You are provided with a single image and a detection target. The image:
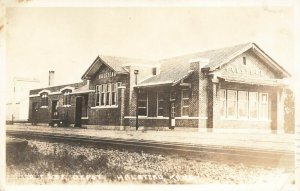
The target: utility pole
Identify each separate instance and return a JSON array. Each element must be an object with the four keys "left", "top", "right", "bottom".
[{"left": 134, "top": 70, "right": 139, "bottom": 130}]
